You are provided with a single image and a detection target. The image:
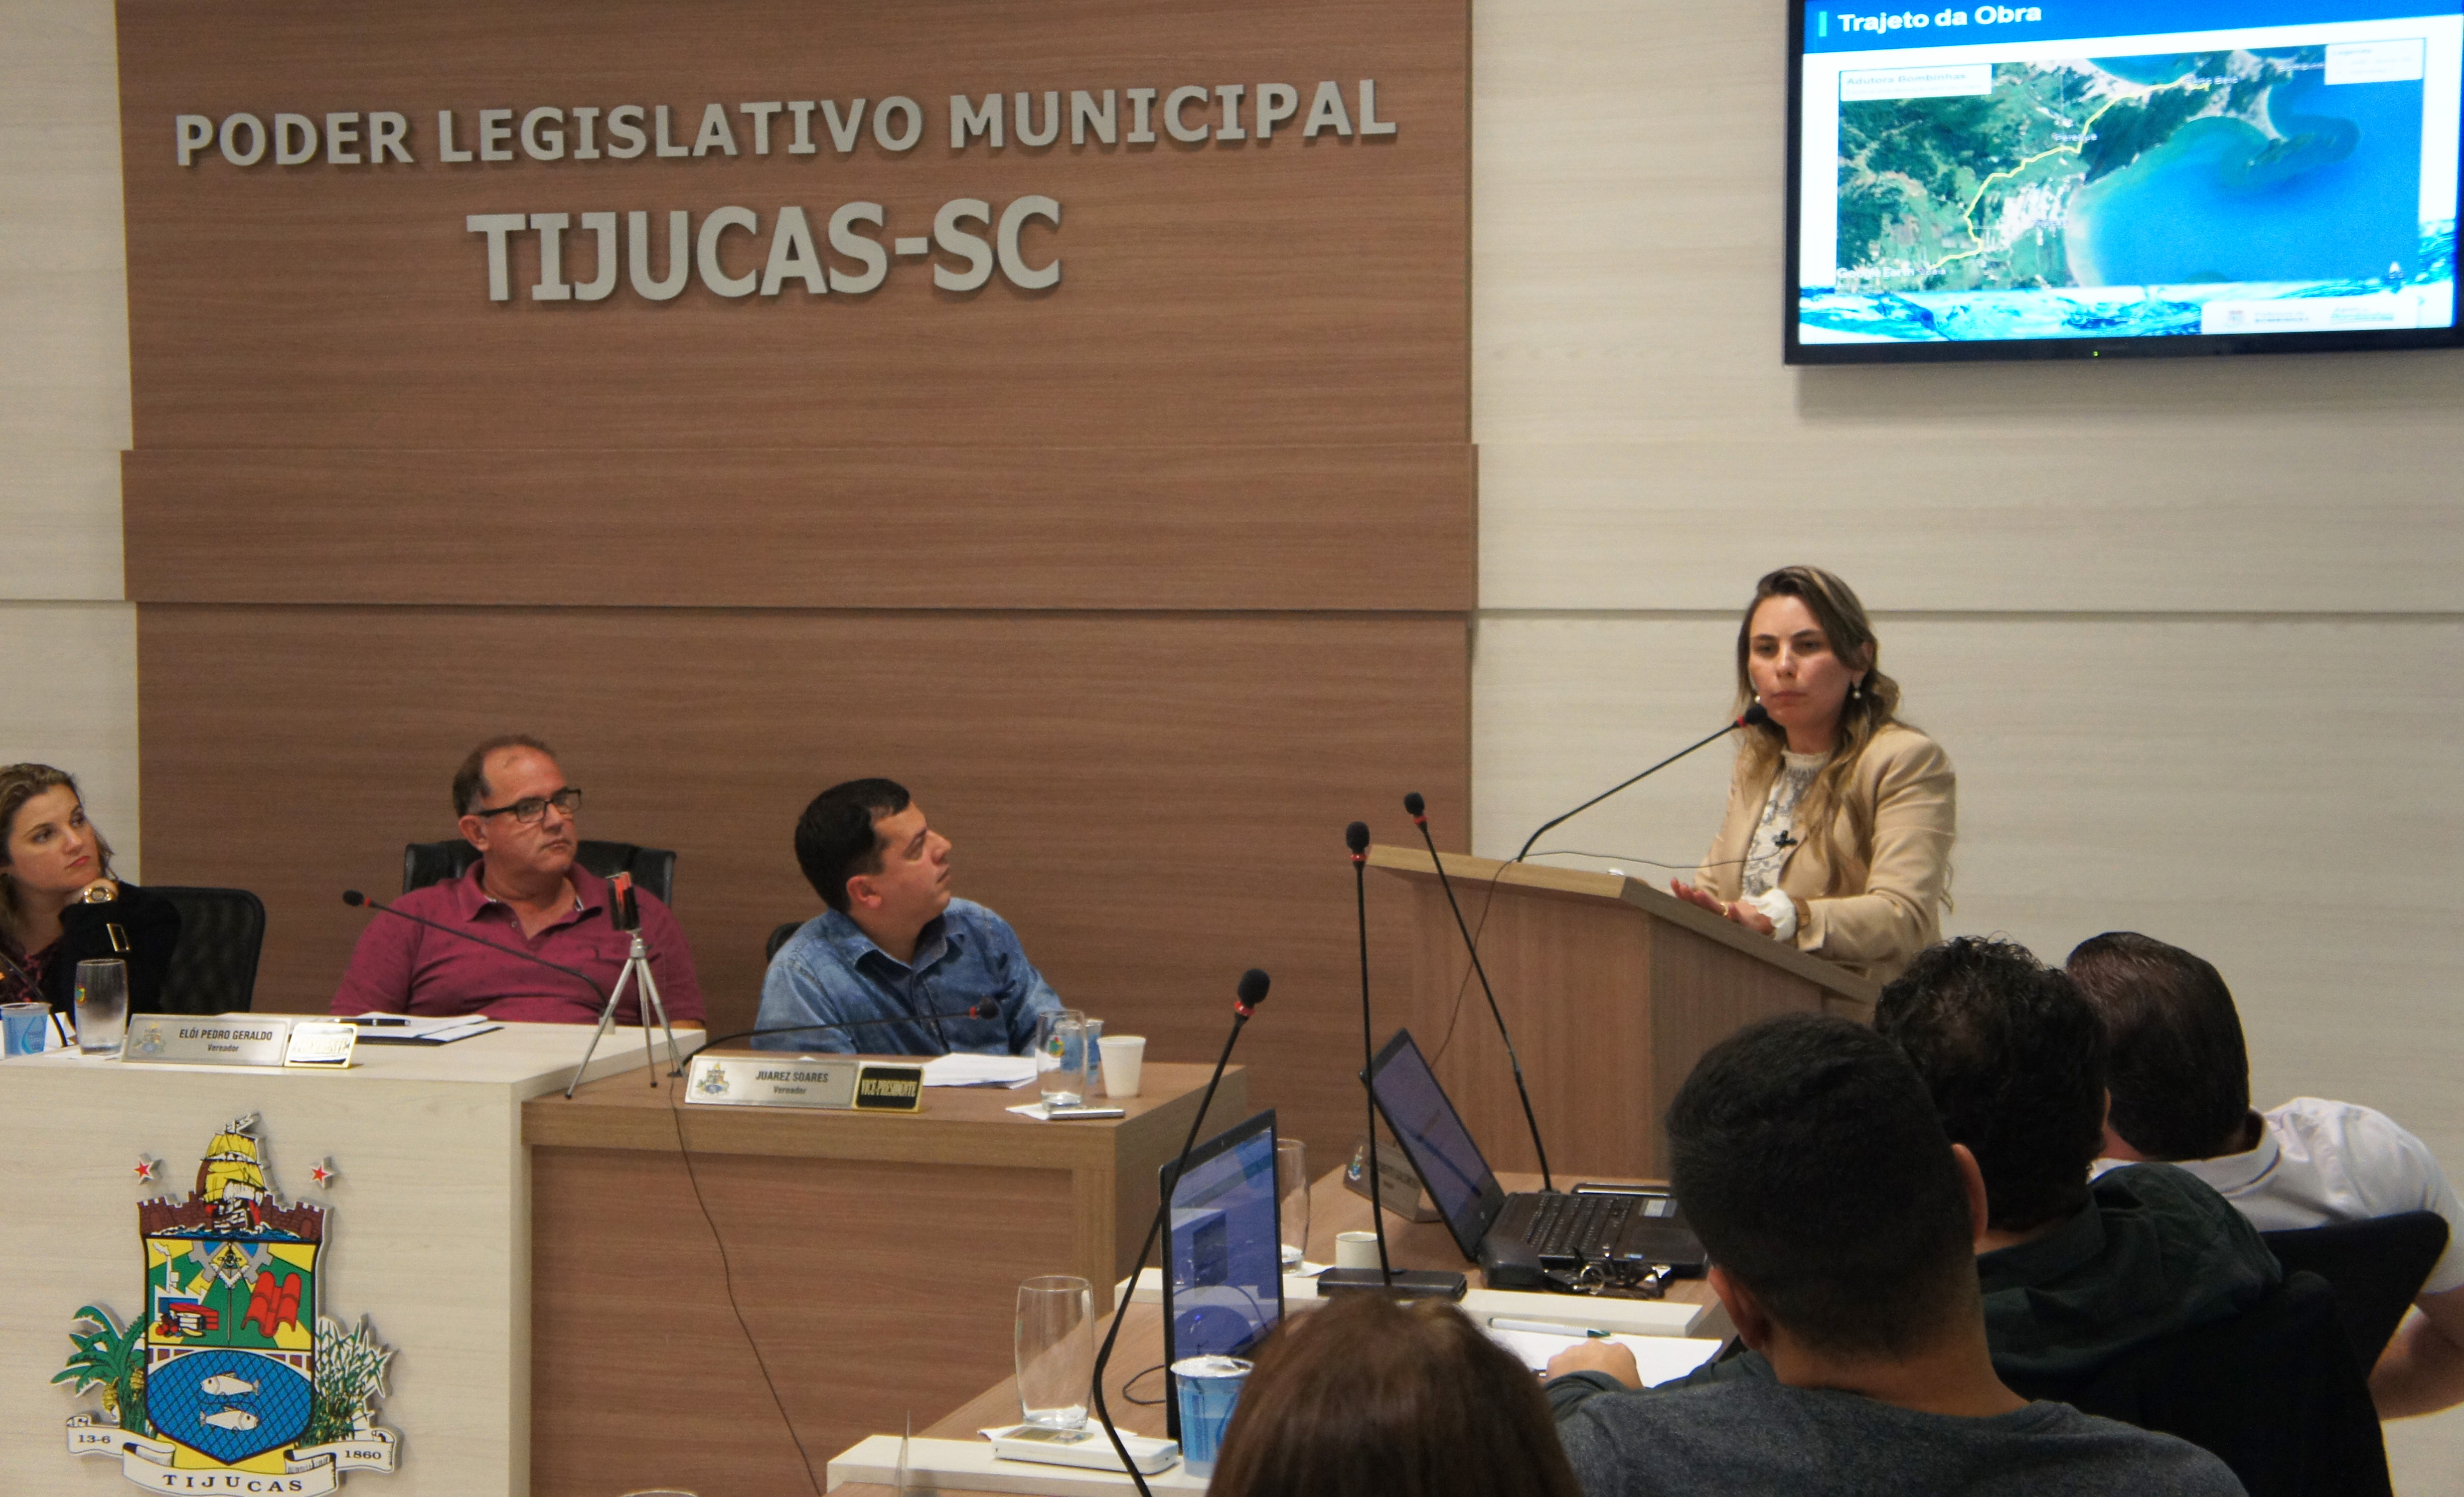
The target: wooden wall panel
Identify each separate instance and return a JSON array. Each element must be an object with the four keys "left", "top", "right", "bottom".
[
  {"left": 122, "top": 445, "right": 1473, "bottom": 608},
  {"left": 135, "top": 605, "right": 1463, "bottom": 1162},
  {"left": 116, "top": 0, "right": 1468, "bottom": 451}
]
